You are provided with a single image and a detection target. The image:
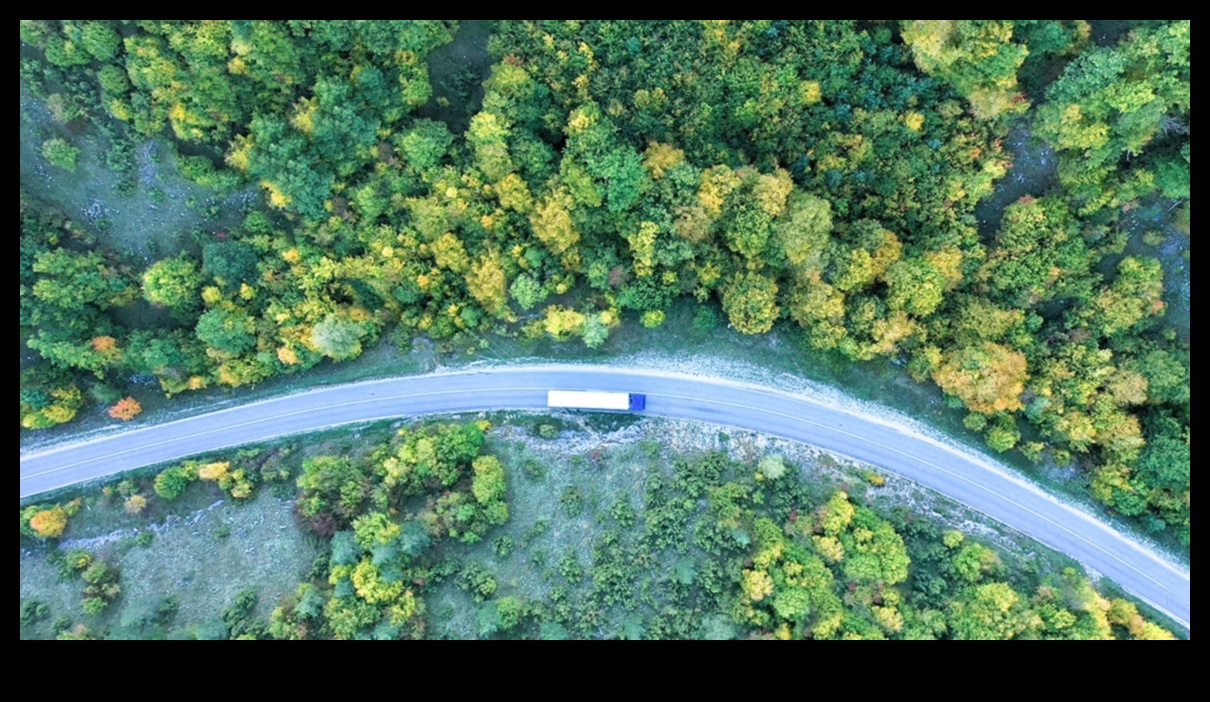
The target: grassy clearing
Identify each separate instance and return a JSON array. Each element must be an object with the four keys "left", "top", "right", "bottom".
[
  {"left": 20, "top": 415, "right": 1185, "bottom": 639},
  {"left": 343, "top": 414, "right": 1117, "bottom": 636},
  {"left": 18, "top": 423, "right": 411, "bottom": 639},
  {"left": 19, "top": 83, "right": 255, "bottom": 267},
  {"left": 1116, "top": 203, "right": 1190, "bottom": 339},
  {"left": 427, "top": 414, "right": 1184, "bottom": 638},
  {"left": 19, "top": 487, "right": 321, "bottom": 639}
]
